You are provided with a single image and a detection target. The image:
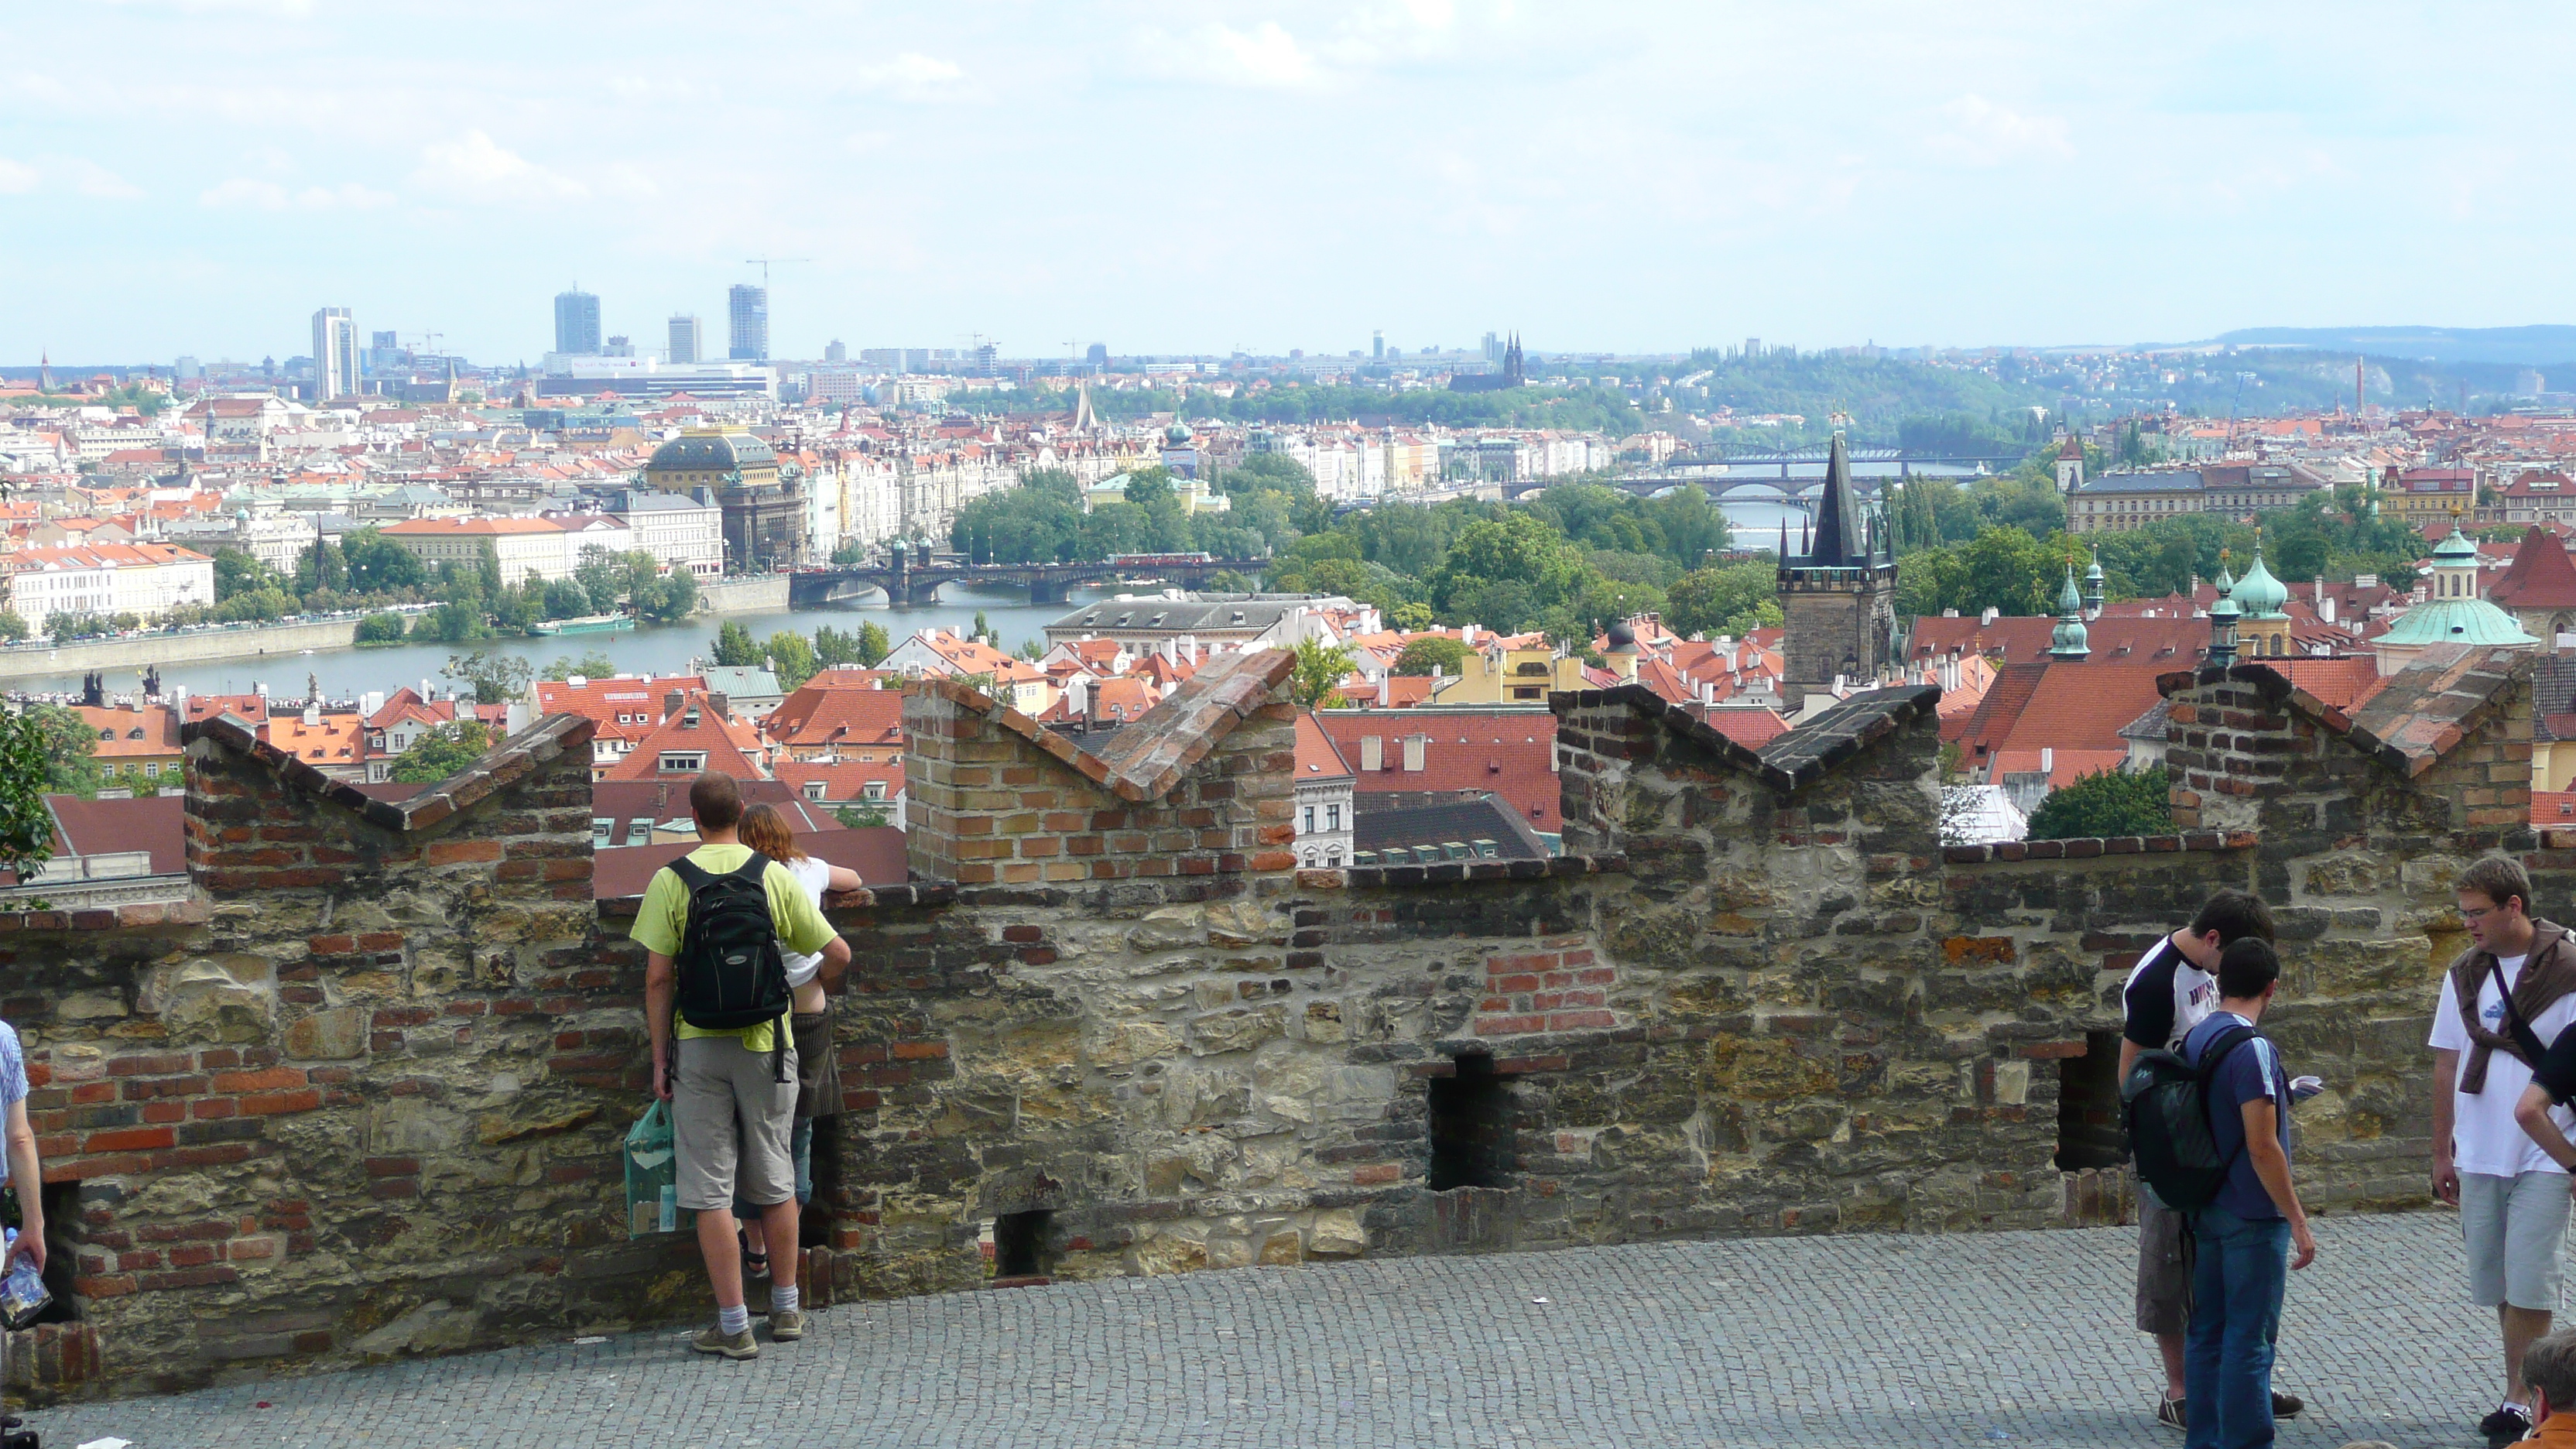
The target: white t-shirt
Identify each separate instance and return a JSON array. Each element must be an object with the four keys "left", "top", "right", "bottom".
[
  {"left": 2122, "top": 937, "right": 2216, "bottom": 1054},
  {"left": 2430, "top": 953, "right": 2576, "bottom": 1177},
  {"left": 777, "top": 855, "right": 833, "bottom": 988}
]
